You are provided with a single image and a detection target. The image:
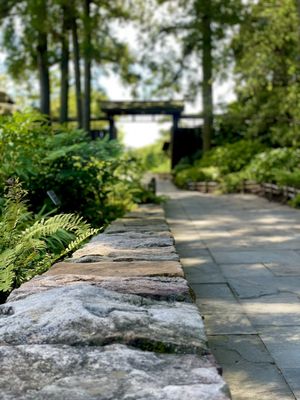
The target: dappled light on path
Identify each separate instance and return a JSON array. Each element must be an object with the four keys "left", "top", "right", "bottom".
[{"left": 159, "top": 178, "right": 300, "bottom": 400}]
